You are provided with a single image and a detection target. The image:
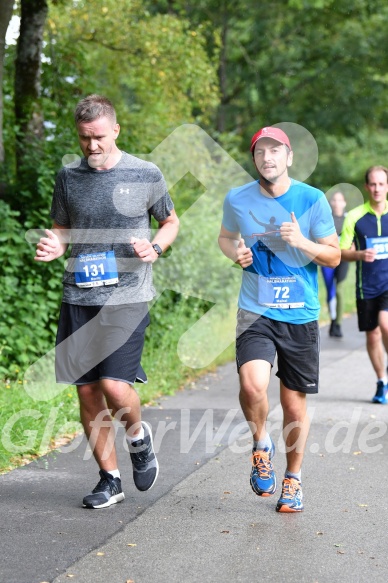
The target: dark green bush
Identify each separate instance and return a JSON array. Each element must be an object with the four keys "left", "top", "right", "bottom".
[{"left": 0, "top": 200, "right": 62, "bottom": 377}]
